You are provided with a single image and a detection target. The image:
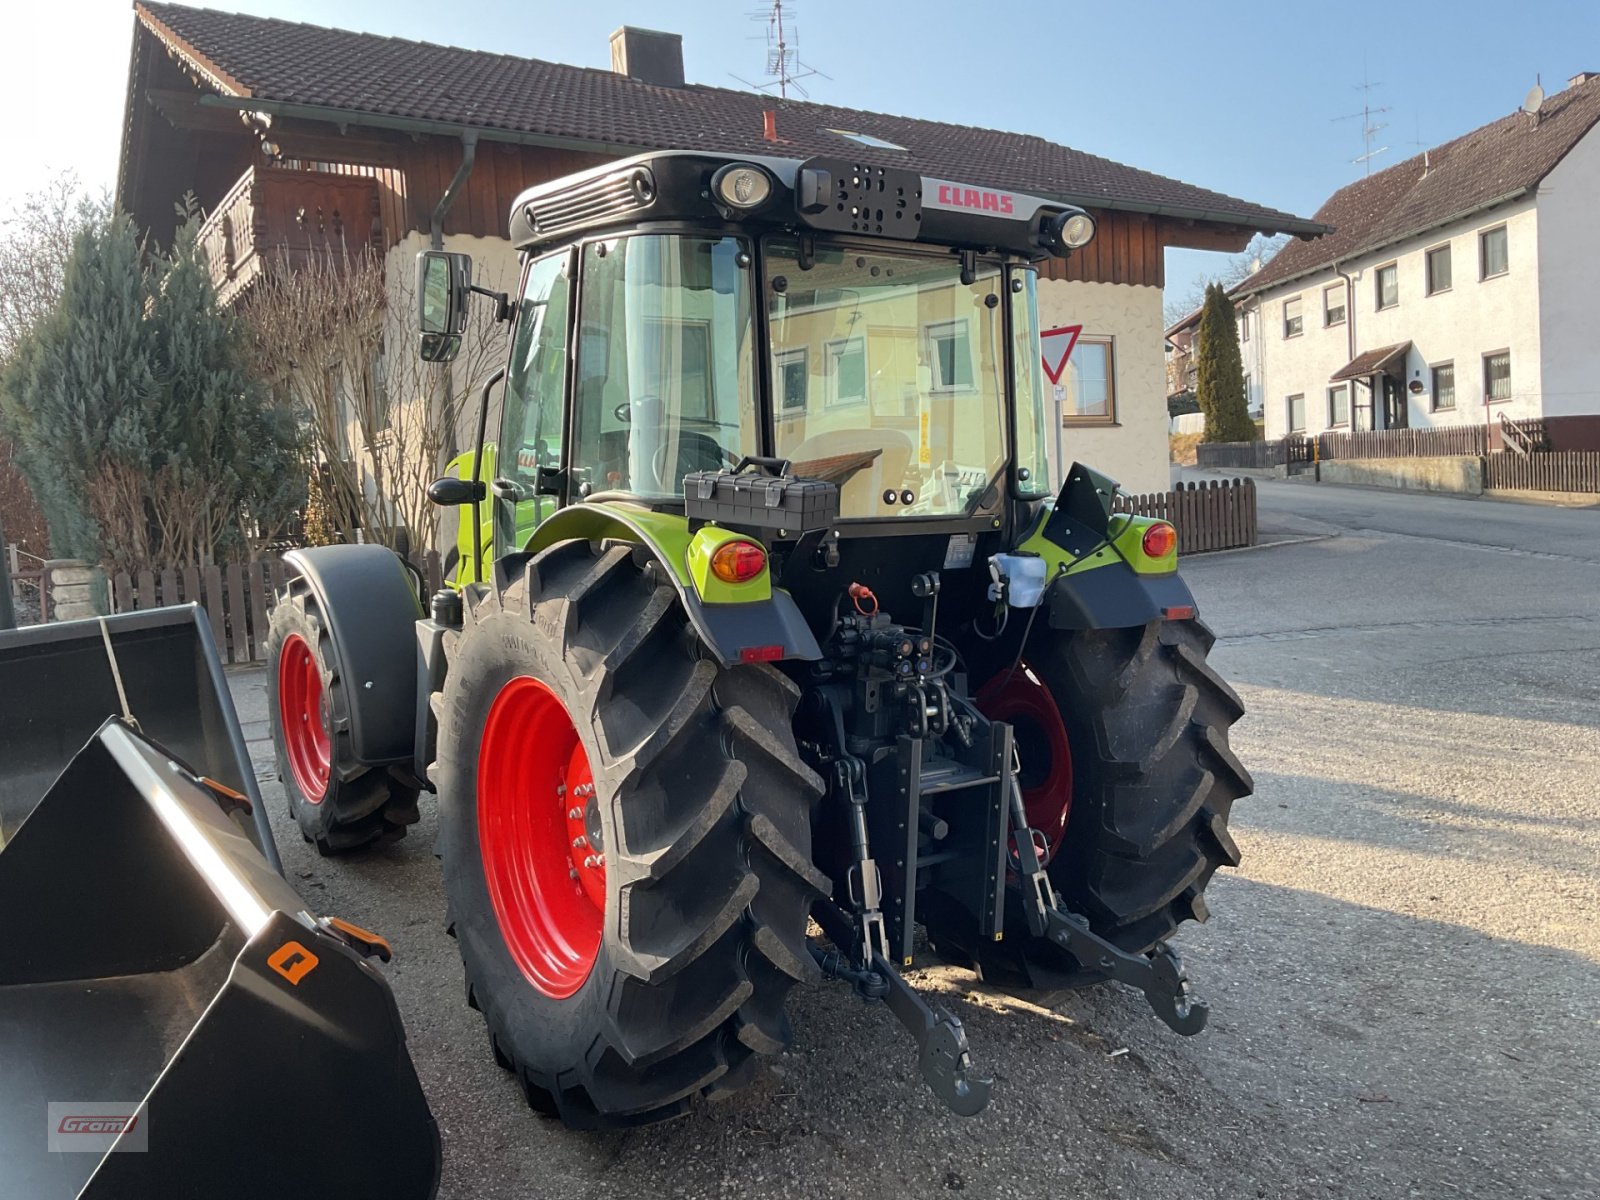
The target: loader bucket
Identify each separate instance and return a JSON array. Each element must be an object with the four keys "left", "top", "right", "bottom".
[
  {"left": 0, "top": 605, "right": 279, "bottom": 869},
  {"left": 0, "top": 720, "right": 440, "bottom": 1199}
]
